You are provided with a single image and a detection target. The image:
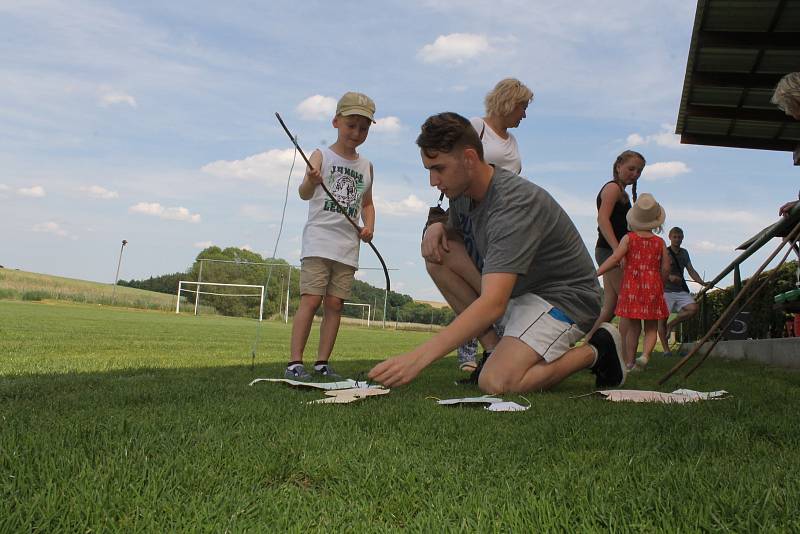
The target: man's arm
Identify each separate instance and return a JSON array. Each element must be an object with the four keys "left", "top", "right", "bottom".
[
  {"left": 369, "top": 272, "right": 517, "bottom": 387},
  {"left": 685, "top": 260, "right": 704, "bottom": 286}
]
